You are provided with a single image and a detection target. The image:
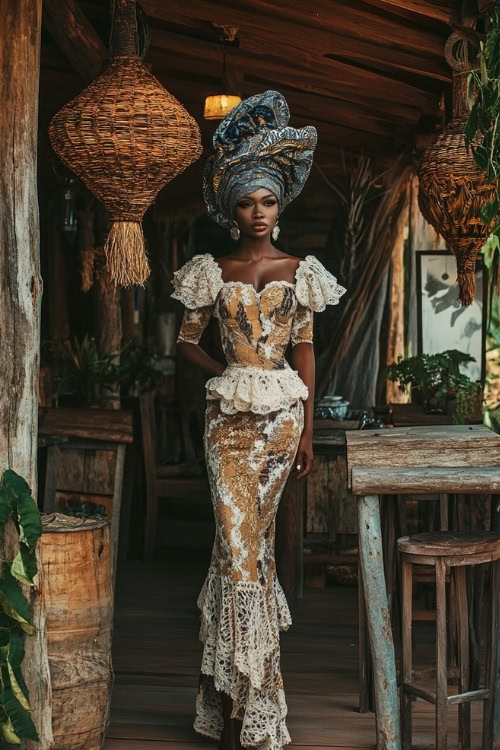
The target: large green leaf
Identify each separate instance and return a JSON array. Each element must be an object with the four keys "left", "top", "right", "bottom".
[
  {"left": 0, "top": 719, "right": 21, "bottom": 745},
  {"left": 0, "top": 568, "right": 34, "bottom": 637},
  {"left": 13, "top": 494, "right": 41, "bottom": 556},
  {"left": 465, "top": 101, "right": 479, "bottom": 144},
  {"left": 0, "top": 472, "right": 41, "bottom": 555},
  {"left": 6, "top": 634, "right": 29, "bottom": 713},
  {"left": 0, "top": 690, "right": 37, "bottom": 742},
  {"left": 0, "top": 476, "right": 16, "bottom": 538},
  {"left": 10, "top": 547, "right": 36, "bottom": 588}
]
